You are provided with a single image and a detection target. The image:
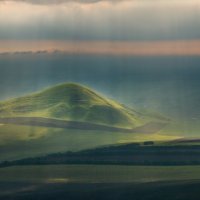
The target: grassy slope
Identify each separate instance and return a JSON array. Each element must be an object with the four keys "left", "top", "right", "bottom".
[{"left": 0, "top": 83, "right": 146, "bottom": 128}]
